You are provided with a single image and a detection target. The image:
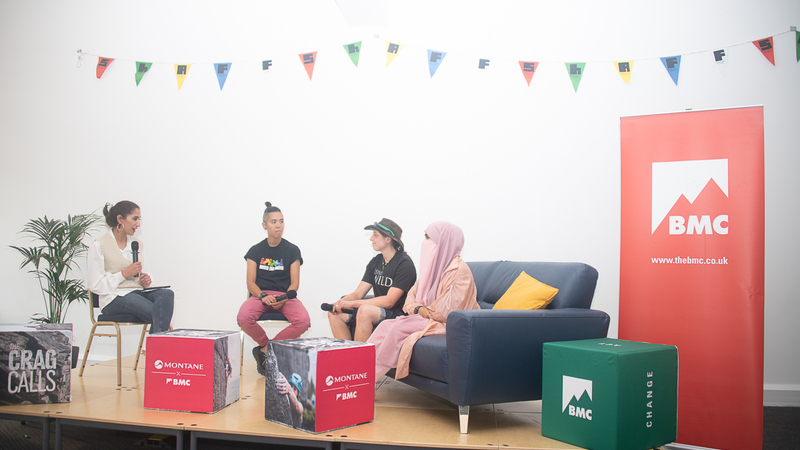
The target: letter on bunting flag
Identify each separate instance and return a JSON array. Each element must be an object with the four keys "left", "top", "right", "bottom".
[
  {"left": 660, "top": 56, "right": 681, "bottom": 86},
  {"left": 262, "top": 60, "right": 273, "bottom": 71},
  {"left": 344, "top": 42, "right": 362, "bottom": 67},
  {"left": 299, "top": 52, "right": 317, "bottom": 80},
  {"left": 96, "top": 57, "right": 114, "bottom": 79},
  {"left": 174, "top": 64, "right": 190, "bottom": 89},
  {"left": 478, "top": 59, "right": 490, "bottom": 69},
  {"left": 615, "top": 61, "right": 633, "bottom": 83},
  {"left": 519, "top": 61, "right": 538, "bottom": 86},
  {"left": 712, "top": 49, "right": 728, "bottom": 76},
  {"left": 753, "top": 37, "right": 775, "bottom": 66},
  {"left": 135, "top": 62, "right": 152, "bottom": 86},
  {"left": 385, "top": 42, "right": 403, "bottom": 68},
  {"left": 215, "top": 63, "right": 232, "bottom": 90},
  {"left": 565, "top": 62, "right": 586, "bottom": 92},
  {"left": 427, "top": 50, "right": 447, "bottom": 78}
]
